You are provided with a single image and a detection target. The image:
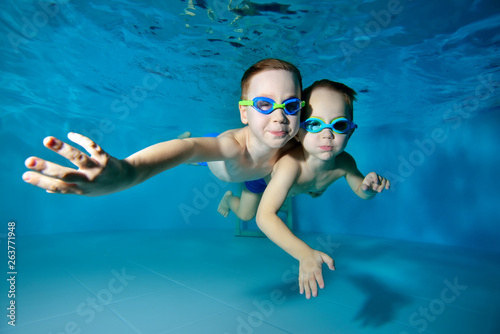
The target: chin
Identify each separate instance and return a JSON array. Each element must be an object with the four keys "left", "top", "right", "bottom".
[
  {"left": 269, "top": 140, "right": 288, "bottom": 148},
  {"left": 269, "top": 140, "right": 288, "bottom": 149},
  {"left": 266, "top": 135, "right": 289, "bottom": 147},
  {"left": 318, "top": 151, "right": 337, "bottom": 160}
]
